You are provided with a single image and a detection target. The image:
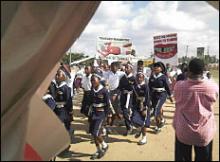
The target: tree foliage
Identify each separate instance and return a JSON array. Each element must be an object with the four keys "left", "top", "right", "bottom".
[
  {"left": 61, "top": 52, "right": 88, "bottom": 64},
  {"left": 178, "top": 55, "right": 218, "bottom": 64}
]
